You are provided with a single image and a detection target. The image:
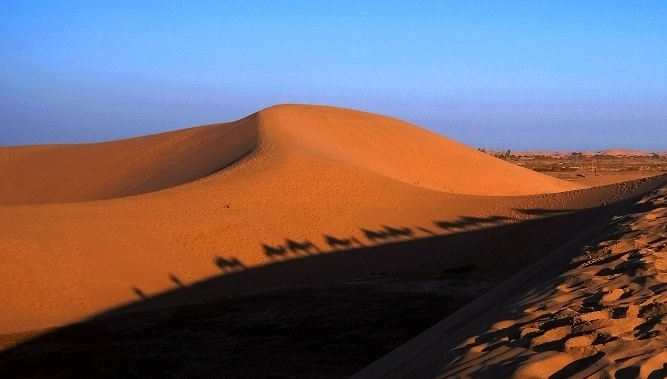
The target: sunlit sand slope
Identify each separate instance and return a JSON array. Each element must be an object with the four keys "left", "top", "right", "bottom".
[
  {"left": 0, "top": 104, "right": 633, "bottom": 335},
  {"left": 253, "top": 105, "right": 583, "bottom": 196},
  {"left": 0, "top": 115, "right": 258, "bottom": 204},
  {"left": 352, "top": 179, "right": 667, "bottom": 379}
]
